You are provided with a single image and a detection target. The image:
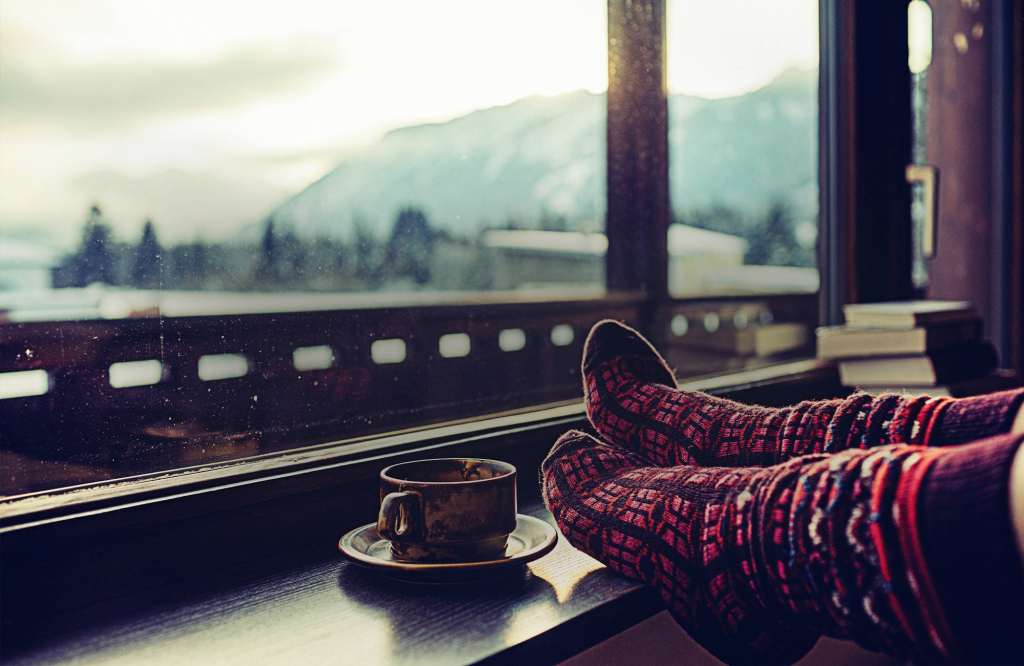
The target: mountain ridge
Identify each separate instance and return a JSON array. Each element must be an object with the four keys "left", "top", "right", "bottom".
[{"left": 268, "top": 67, "right": 817, "bottom": 241}]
